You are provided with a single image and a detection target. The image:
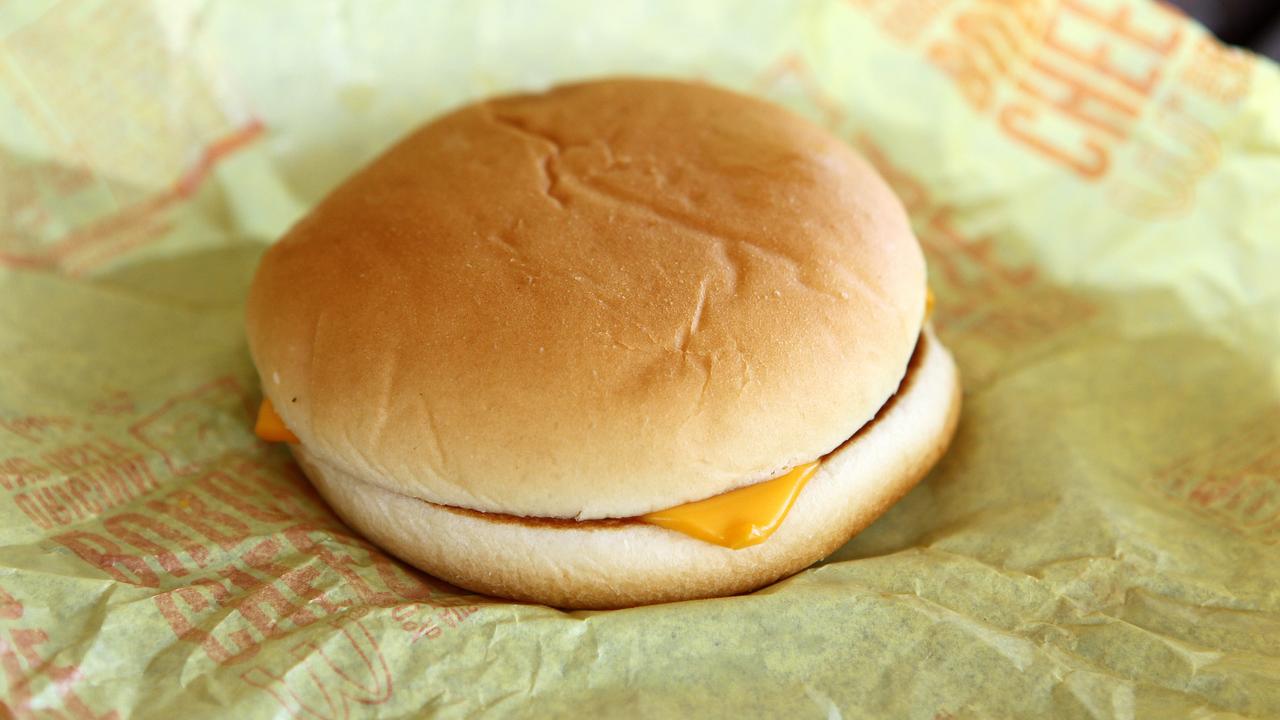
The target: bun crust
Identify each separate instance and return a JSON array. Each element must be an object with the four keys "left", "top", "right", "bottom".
[
  {"left": 247, "top": 78, "right": 926, "bottom": 519},
  {"left": 295, "top": 326, "right": 960, "bottom": 610}
]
